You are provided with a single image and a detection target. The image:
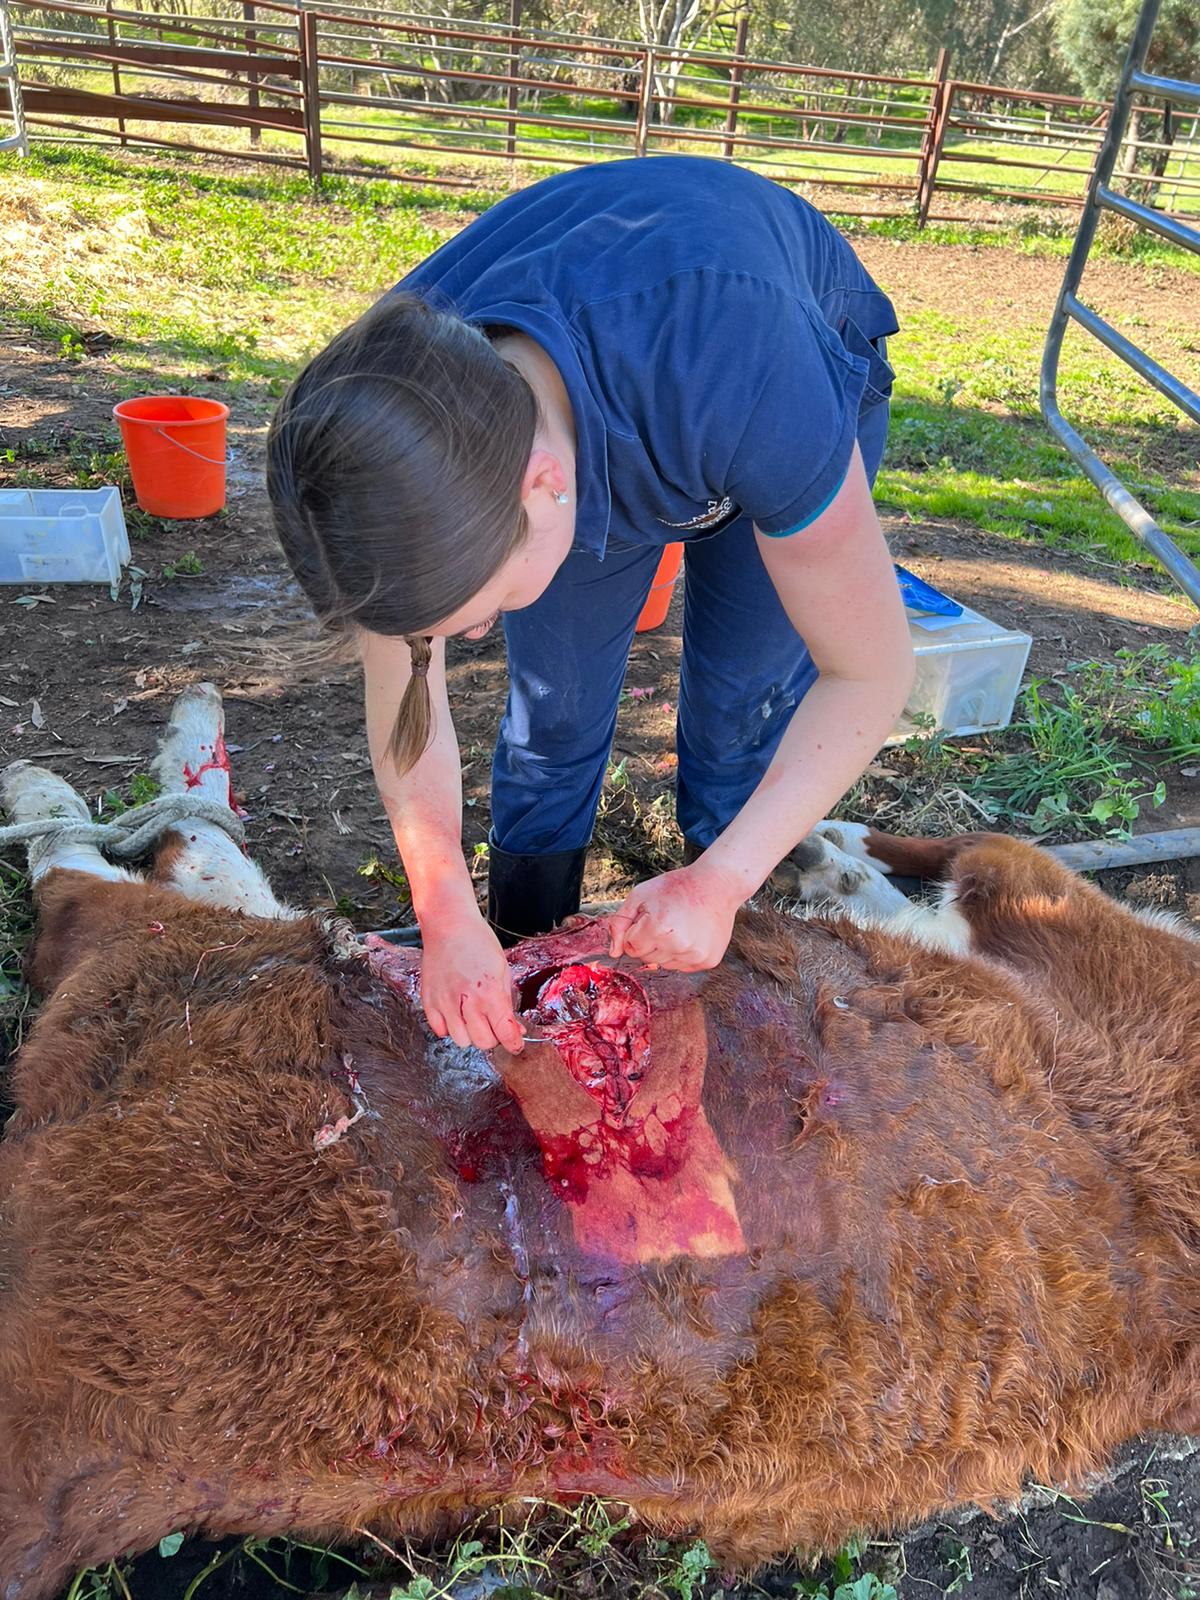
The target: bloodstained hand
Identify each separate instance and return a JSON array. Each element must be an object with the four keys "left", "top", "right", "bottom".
[{"left": 609, "top": 861, "right": 744, "bottom": 973}]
